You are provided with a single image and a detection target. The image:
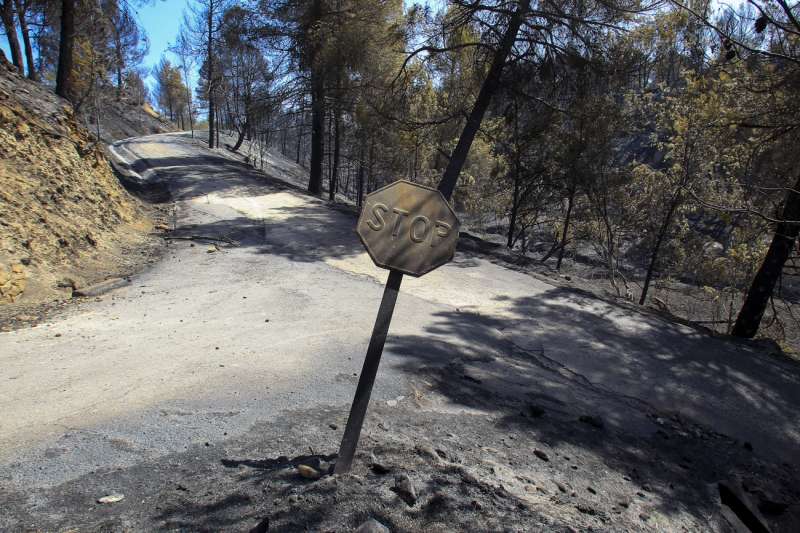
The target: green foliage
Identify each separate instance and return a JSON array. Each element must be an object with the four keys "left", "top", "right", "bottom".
[{"left": 153, "top": 58, "right": 189, "bottom": 122}]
